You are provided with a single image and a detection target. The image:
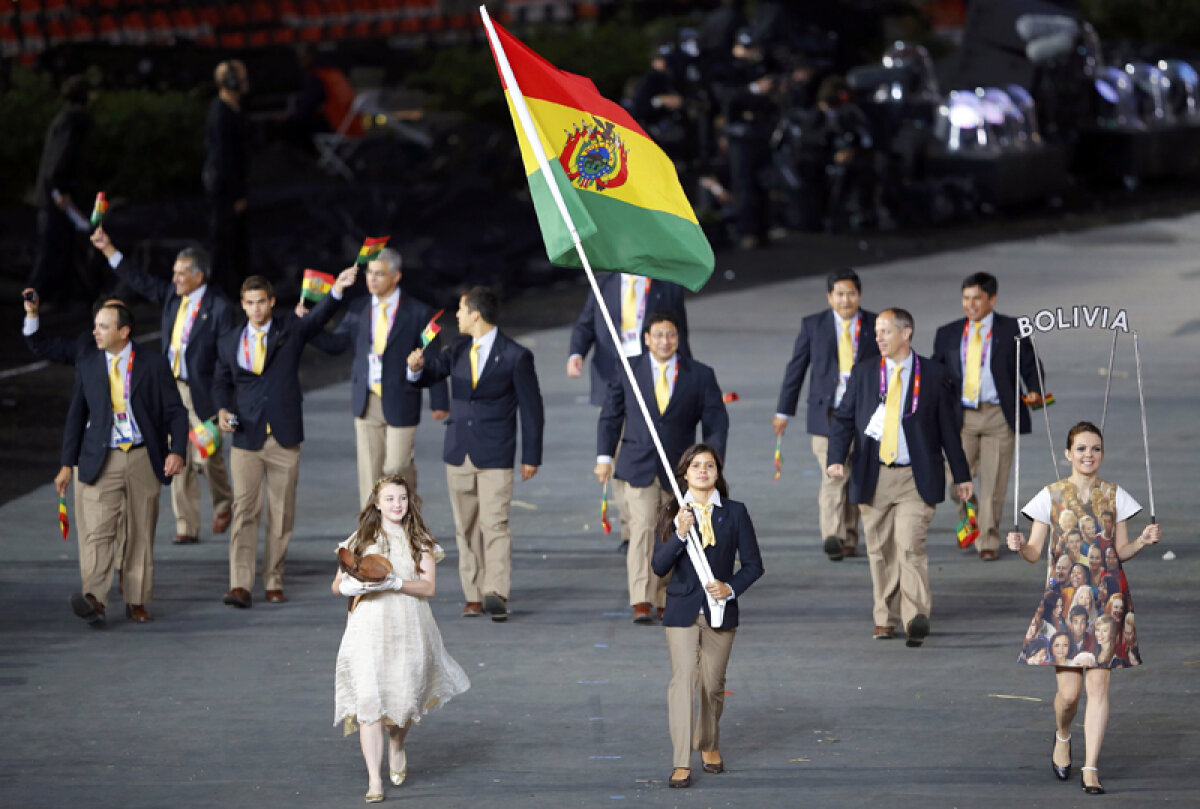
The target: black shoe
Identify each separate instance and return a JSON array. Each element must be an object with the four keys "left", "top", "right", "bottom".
[
  {"left": 483, "top": 593, "right": 508, "bottom": 622},
  {"left": 823, "top": 536, "right": 844, "bottom": 561},
  {"left": 1081, "top": 767, "right": 1105, "bottom": 795},
  {"left": 905, "top": 614, "right": 930, "bottom": 647},
  {"left": 617, "top": 540, "right": 629, "bottom": 554},
  {"left": 1052, "top": 733, "right": 1071, "bottom": 781}
]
